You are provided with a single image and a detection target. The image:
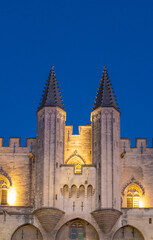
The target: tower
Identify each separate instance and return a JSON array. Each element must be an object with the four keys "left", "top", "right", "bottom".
[
  {"left": 91, "top": 67, "right": 122, "bottom": 234},
  {"left": 35, "top": 66, "right": 66, "bottom": 208}
]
